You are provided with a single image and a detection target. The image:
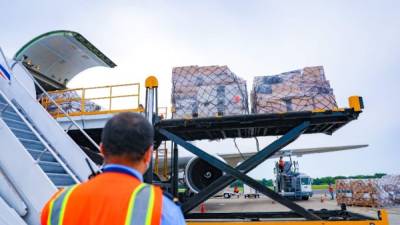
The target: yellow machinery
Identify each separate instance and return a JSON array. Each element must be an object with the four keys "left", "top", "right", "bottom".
[
  {"left": 187, "top": 210, "right": 390, "bottom": 225},
  {"left": 153, "top": 141, "right": 169, "bottom": 180},
  {"left": 41, "top": 78, "right": 388, "bottom": 225},
  {"left": 145, "top": 80, "right": 389, "bottom": 225}
]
